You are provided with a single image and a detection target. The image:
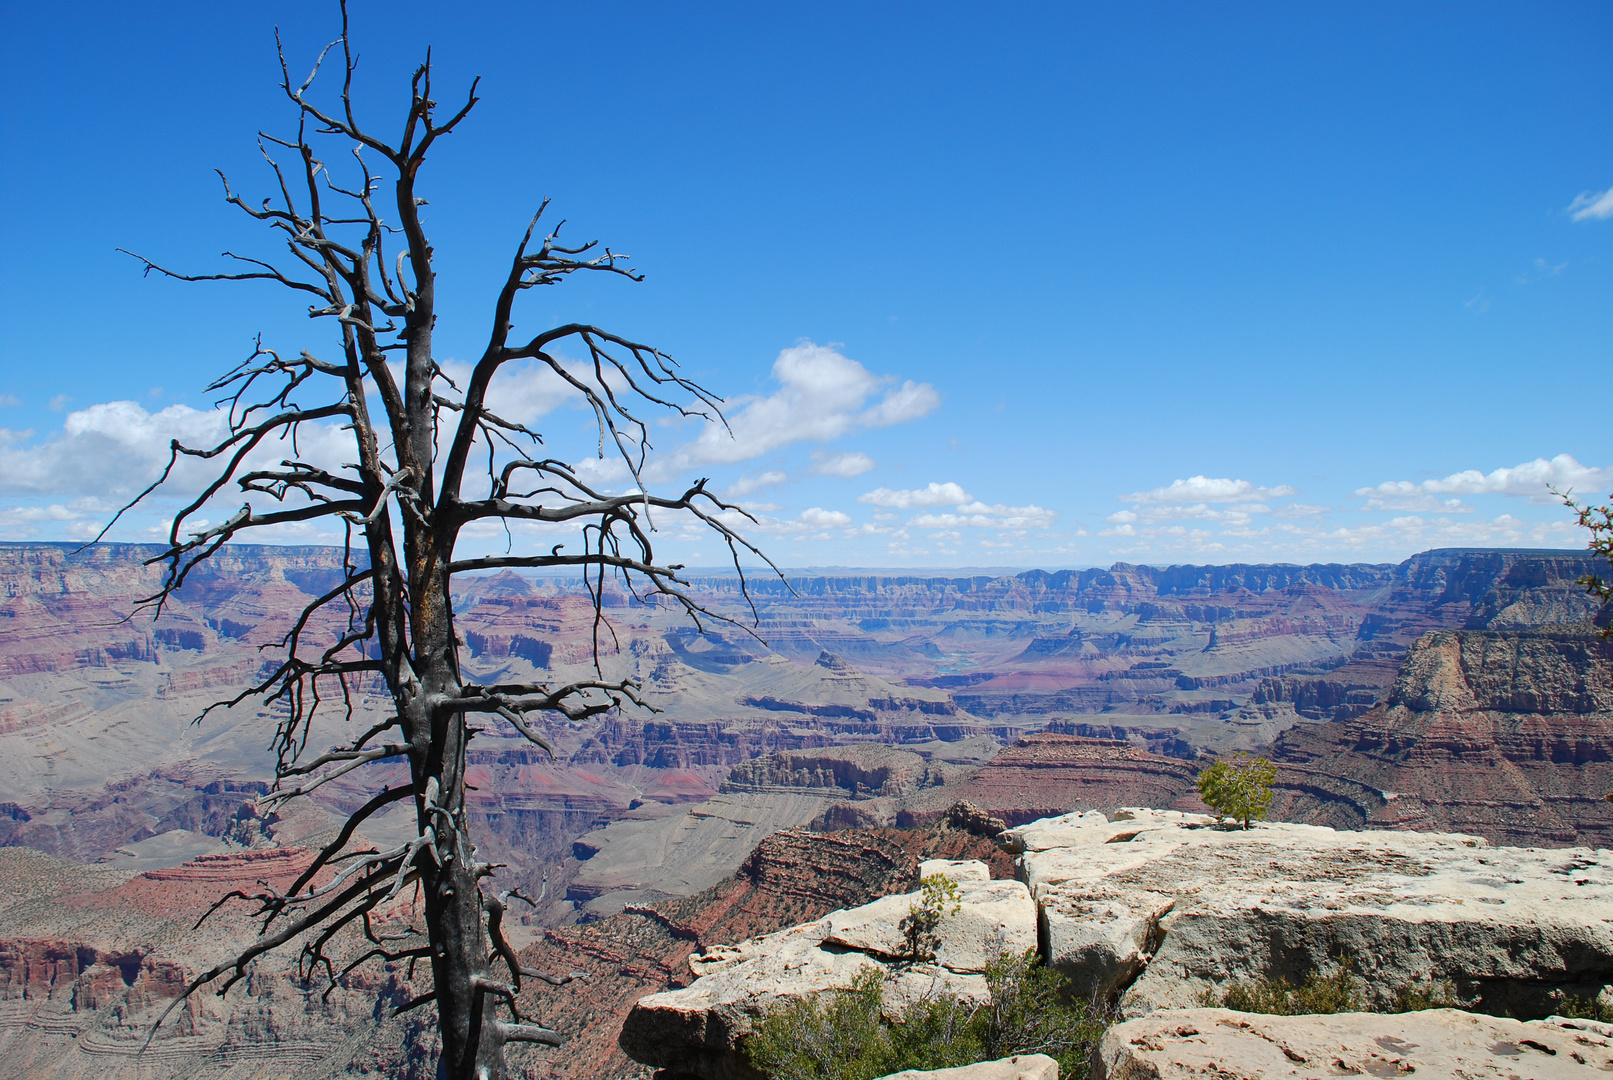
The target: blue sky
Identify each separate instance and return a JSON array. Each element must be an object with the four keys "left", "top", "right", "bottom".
[{"left": 2, "top": 2, "right": 1610, "bottom": 569}]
